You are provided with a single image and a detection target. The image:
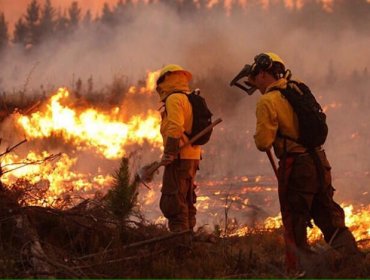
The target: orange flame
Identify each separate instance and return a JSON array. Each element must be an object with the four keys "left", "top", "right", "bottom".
[
  {"left": 1, "top": 151, "right": 114, "bottom": 206},
  {"left": 14, "top": 87, "right": 162, "bottom": 159},
  {"left": 2, "top": 71, "right": 163, "bottom": 207},
  {"left": 230, "top": 204, "right": 370, "bottom": 247},
  {"left": 128, "top": 70, "right": 160, "bottom": 95}
]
